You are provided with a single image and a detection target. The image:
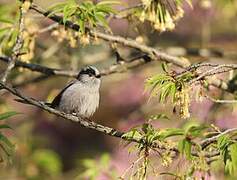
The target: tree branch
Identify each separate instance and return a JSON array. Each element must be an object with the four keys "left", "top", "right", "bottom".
[
  {"left": 29, "top": 2, "right": 191, "bottom": 68},
  {"left": 204, "top": 95, "right": 237, "bottom": 104},
  {"left": 0, "top": 82, "right": 178, "bottom": 153},
  {"left": 201, "top": 128, "right": 237, "bottom": 150},
  {"left": 0, "top": 56, "right": 78, "bottom": 77},
  {"left": 0, "top": 55, "right": 151, "bottom": 78},
  {"left": 2, "top": 82, "right": 237, "bottom": 161},
  {"left": 189, "top": 64, "right": 237, "bottom": 84},
  {"left": 1, "top": 55, "right": 236, "bottom": 95},
  {"left": 28, "top": 2, "right": 237, "bottom": 94}
]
